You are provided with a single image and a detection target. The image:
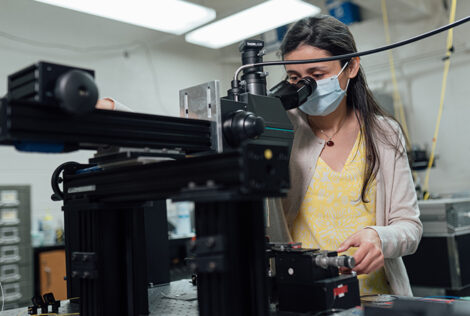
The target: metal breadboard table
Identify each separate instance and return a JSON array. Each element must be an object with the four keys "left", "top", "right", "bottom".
[{"left": 0, "top": 279, "right": 362, "bottom": 316}]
